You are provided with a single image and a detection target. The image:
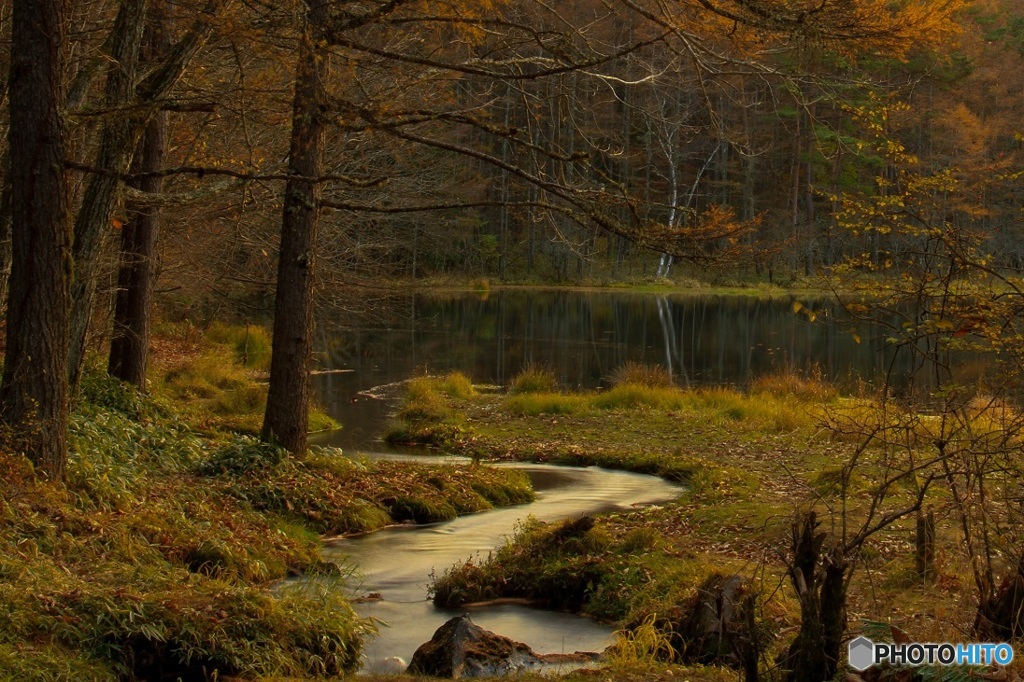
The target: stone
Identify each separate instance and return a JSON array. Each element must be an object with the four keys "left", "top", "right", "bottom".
[
  {"left": 379, "top": 656, "right": 407, "bottom": 674},
  {"left": 407, "top": 615, "right": 546, "bottom": 678}
]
